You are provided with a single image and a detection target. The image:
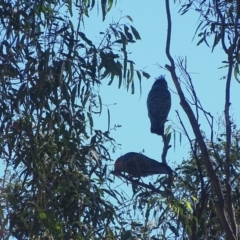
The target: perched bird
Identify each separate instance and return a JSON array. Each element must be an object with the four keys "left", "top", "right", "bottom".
[
  {"left": 114, "top": 152, "right": 172, "bottom": 177},
  {"left": 147, "top": 76, "right": 171, "bottom": 136}
]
